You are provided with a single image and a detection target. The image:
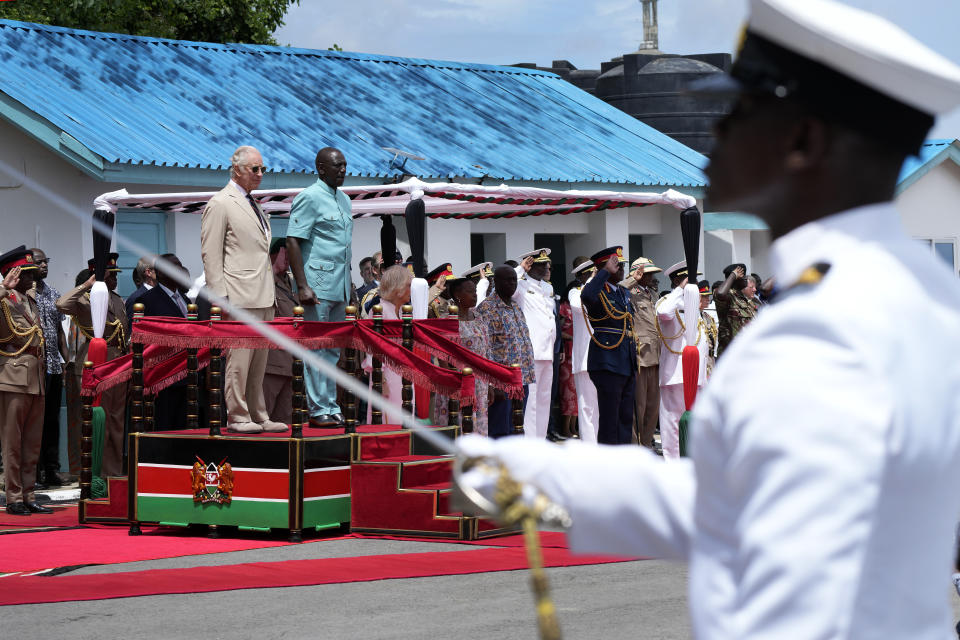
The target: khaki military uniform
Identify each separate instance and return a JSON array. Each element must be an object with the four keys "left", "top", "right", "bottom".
[
  {"left": 630, "top": 284, "right": 660, "bottom": 448},
  {"left": 57, "top": 284, "right": 128, "bottom": 477},
  {"left": 0, "top": 285, "right": 45, "bottom": 505}
]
